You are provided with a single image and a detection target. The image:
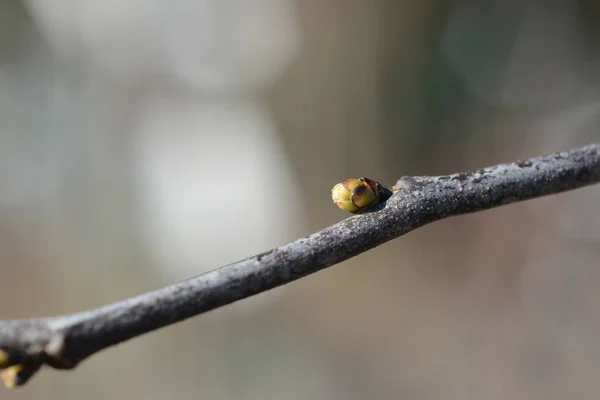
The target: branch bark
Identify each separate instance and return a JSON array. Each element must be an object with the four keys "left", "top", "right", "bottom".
[{"left": 1, "top": 143, "right": 599, "bottom": 388}]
